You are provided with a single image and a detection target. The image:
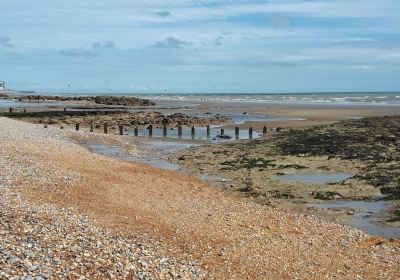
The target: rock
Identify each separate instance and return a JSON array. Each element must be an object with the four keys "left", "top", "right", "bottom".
[
  {"left": 216, "top": 134, "right": 232, "bottom": 139},
  {"left": 17, "top": 95, "right": 156, "bottom": 107}
]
